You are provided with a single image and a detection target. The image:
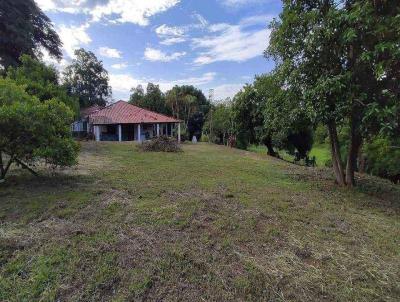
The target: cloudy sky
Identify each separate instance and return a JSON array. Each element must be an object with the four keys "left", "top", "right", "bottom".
[{"left": 36, "top": 0, "right": 282, "bottom": 101}]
